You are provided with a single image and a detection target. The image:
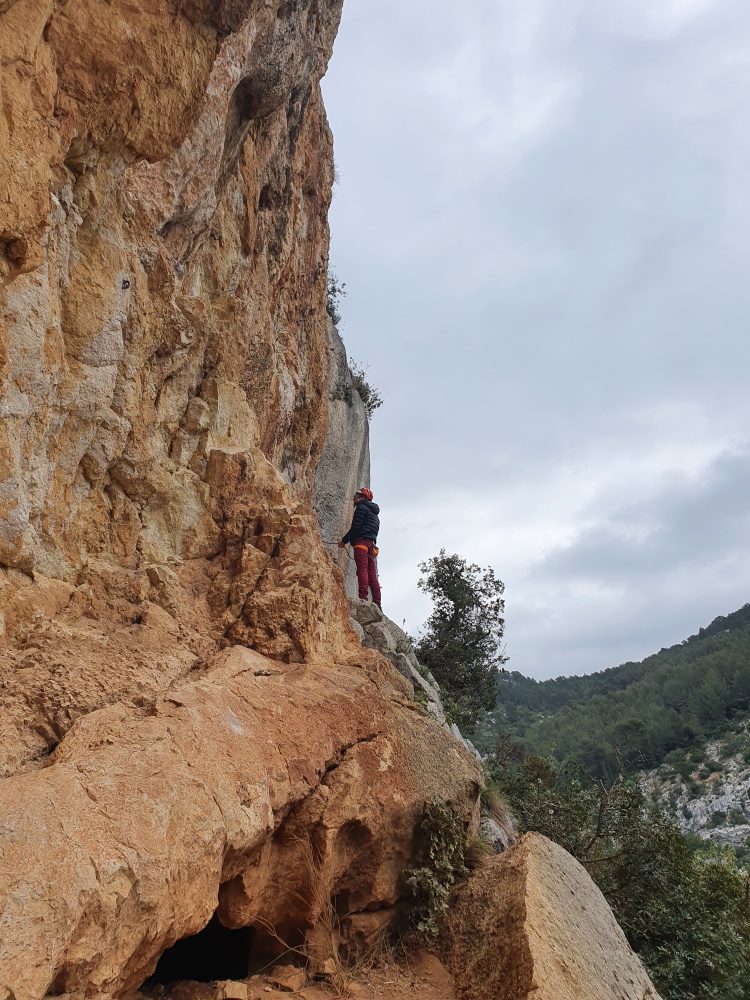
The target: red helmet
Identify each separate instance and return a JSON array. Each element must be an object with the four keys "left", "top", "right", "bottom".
[{"left": 355, "top": 487, "right": 373, "bottom": 501}]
